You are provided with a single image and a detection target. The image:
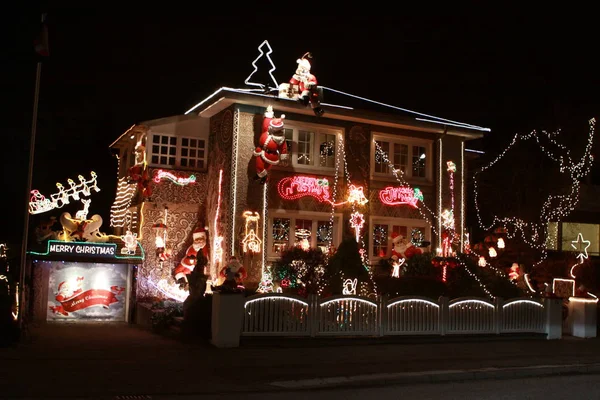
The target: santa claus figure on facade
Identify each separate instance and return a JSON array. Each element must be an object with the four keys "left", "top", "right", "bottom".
[
  {"left": 213, "top": 255, "right": 247, "bottom": 292},
  {"left": 253, "top": 105, "right": 288, "bottom": 184},
  {"left": 173, "top": 226, "right": 210, "bottom": 284},
  {"left": 127, "top": 140, "right": 152, "bottom": 199},
  {"left": 390, "top": 232, "right": 422, "bottom": 262},
  {"left": 288, "top": 52, "right": 324, "bottom": 117}
]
